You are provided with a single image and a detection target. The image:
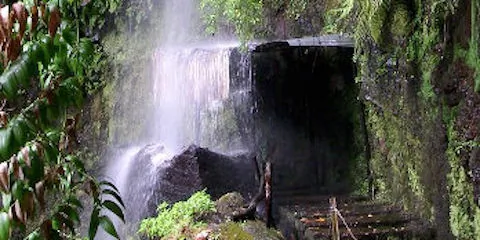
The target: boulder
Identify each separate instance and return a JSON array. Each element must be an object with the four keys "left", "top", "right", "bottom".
[{"left": 123, "top": 144, "right": 257, "bottom": 224}]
